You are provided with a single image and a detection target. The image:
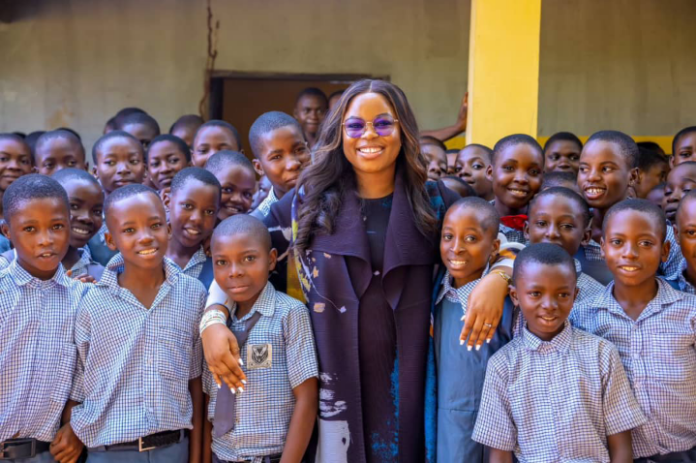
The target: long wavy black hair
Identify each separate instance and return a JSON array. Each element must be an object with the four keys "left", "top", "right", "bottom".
[{"left": 294, "top": 79, "right": 437, "bottom": 252}]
